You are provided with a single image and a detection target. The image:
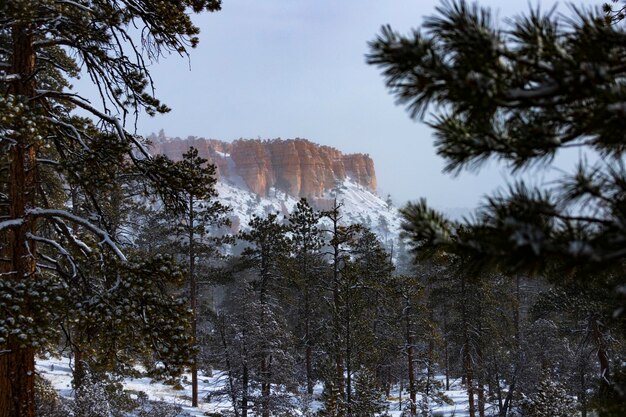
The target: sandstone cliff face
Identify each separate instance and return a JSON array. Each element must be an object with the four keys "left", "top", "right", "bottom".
[{"left": 151, "top": 137, "right": 377, "bottom": 198}]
